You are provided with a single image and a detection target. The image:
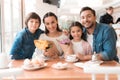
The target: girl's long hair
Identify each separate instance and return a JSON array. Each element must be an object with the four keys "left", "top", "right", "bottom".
[{"left": 69, "top": 21, "right": 86, "bottom": 41}]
